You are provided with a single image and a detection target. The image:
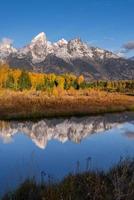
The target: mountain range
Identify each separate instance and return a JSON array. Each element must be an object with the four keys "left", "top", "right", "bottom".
[{"left": 0, "top": 32, "right": 134, "bottom": 80}]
